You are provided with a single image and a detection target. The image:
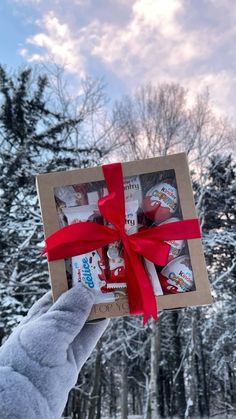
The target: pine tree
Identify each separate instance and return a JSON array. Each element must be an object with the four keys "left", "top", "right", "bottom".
[
  {"left": 201, "top": 154, "right": 236, "bottom": 296},
  {"left": 187, "top": 154, "right": 236, "bottom": 417},
  {"left": 201, "top": 155, "right": 236, "bottom": 416},
  {"left": 0, "top": 65, "right": 109, "bottom": 338}
]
